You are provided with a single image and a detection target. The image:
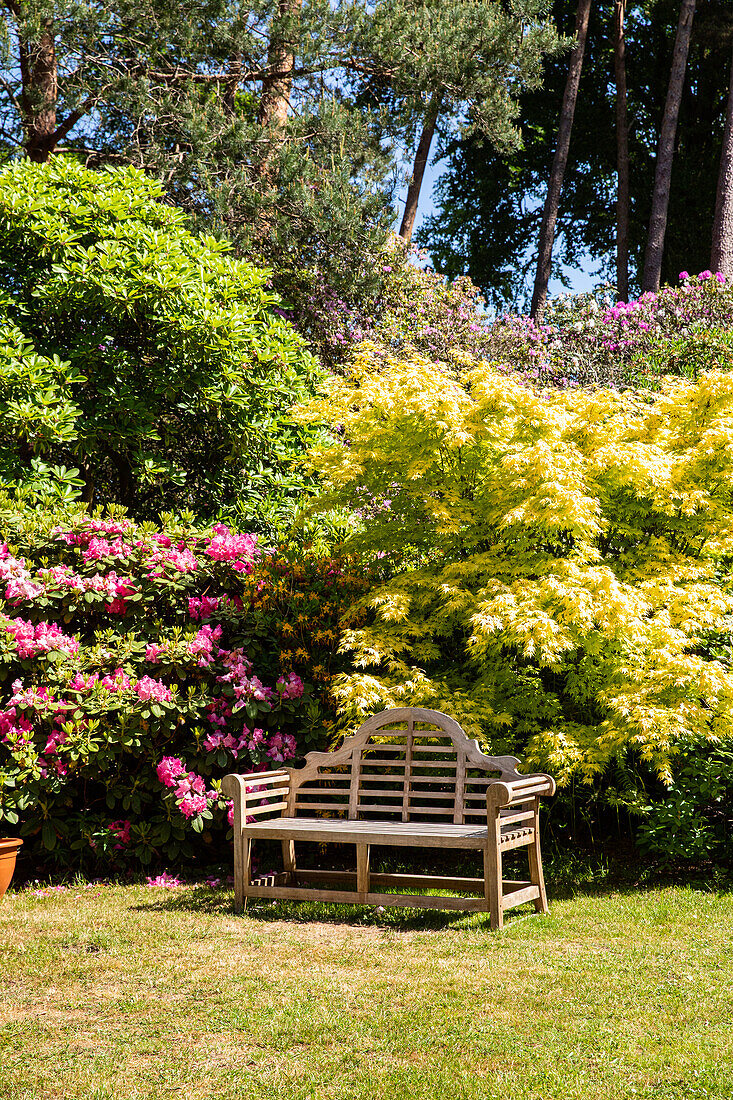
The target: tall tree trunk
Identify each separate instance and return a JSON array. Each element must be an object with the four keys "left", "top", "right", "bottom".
[
  {"left": 223, "top": 53, "right": 243, "bottom": 117},
  {"left": 115, "top": 454, "right": 134, "bottom": 507},
  {"left": 530, "top": 0, "right": 592, "bottom": 321},
  {"left": 399, "top": 90, "right": 442, "bottom": 245},
  {"left": 18, "top": 16, "right": 58, "bottom": 162},
  {"left": 253, "top": 0, "right": 303, "bottom": 182},
  {"left": 711, "top": 41, "right": 733, "bottom": 277},
  {"left": 642, "top": 0, "right": 696, "bottom": 292},
  {"left": 613, "top": 0, "right": 630, "bottom": 302}
]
